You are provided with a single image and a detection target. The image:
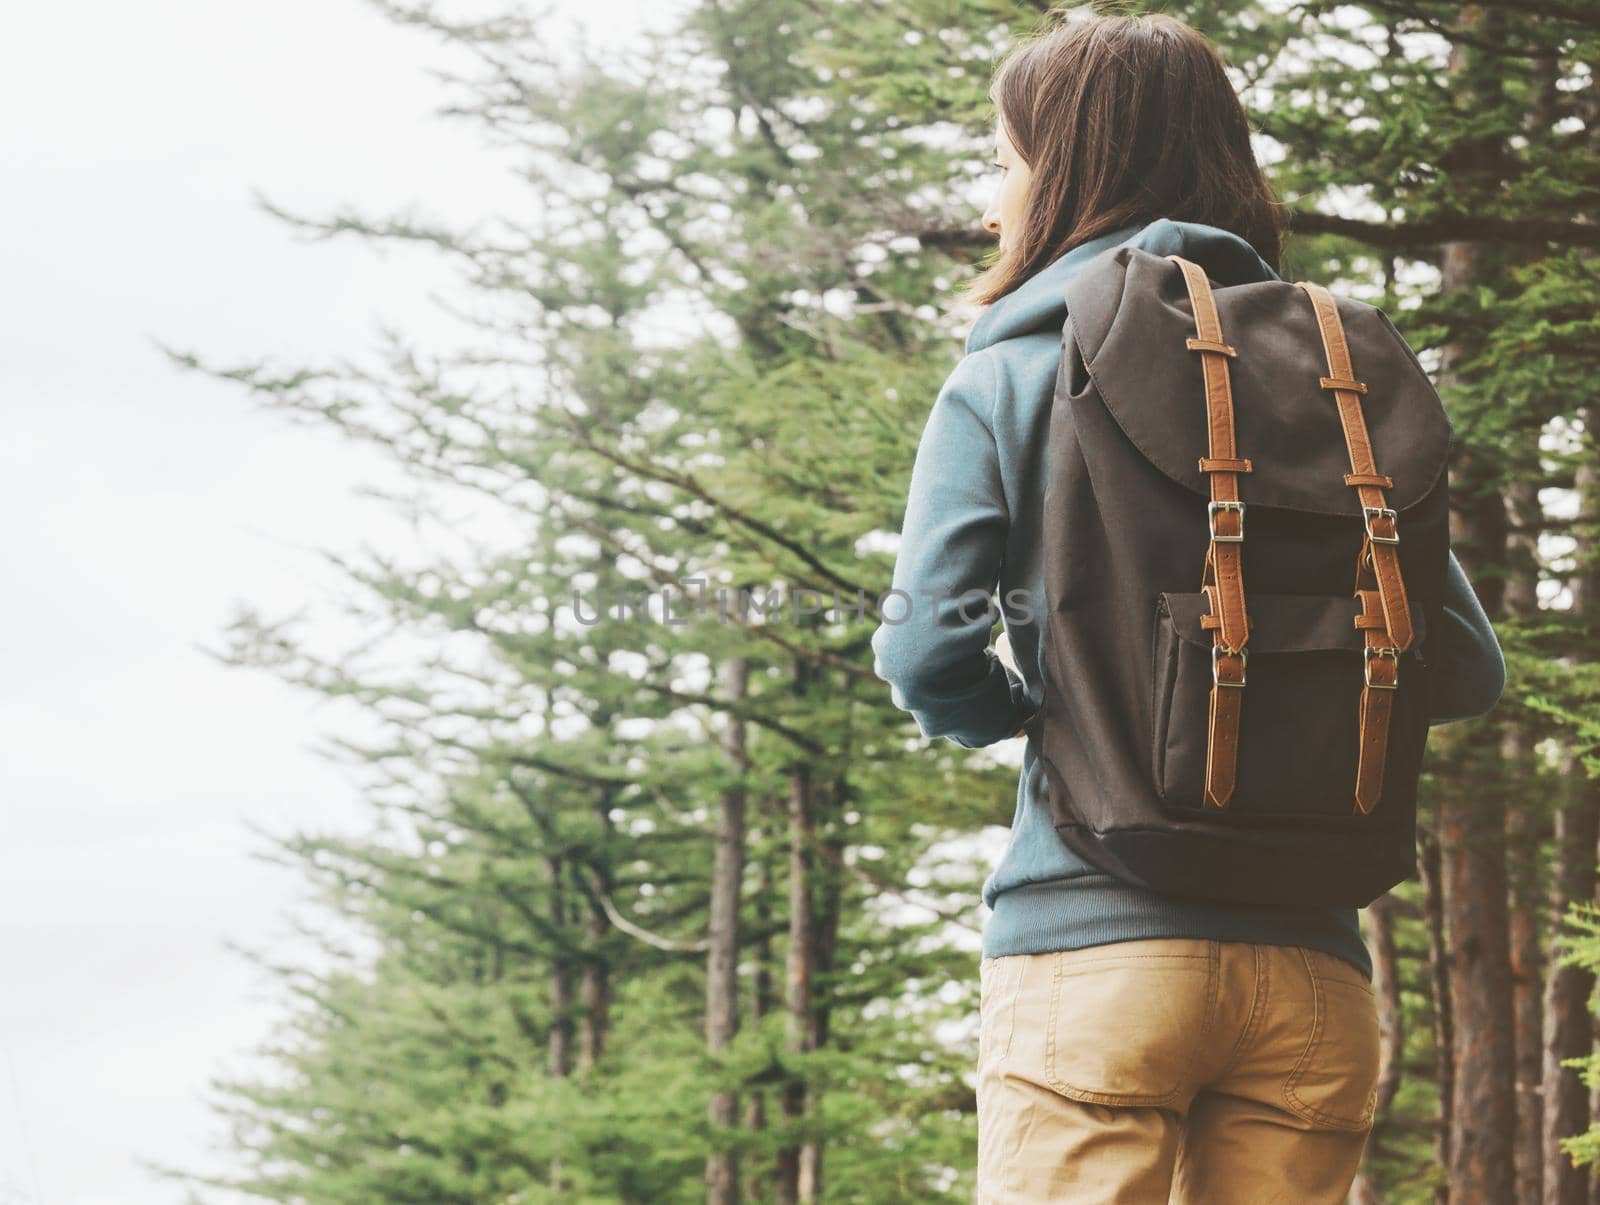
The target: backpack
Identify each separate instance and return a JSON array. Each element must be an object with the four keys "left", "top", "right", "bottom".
[{"left": 1023, "top": 245, "right": 1453, "bottom": 910}]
